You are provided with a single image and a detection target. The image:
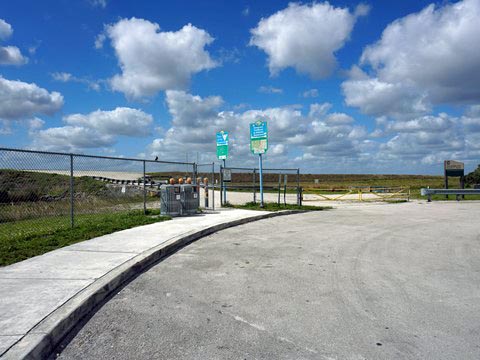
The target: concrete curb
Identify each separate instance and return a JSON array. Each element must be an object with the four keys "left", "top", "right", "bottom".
[{"left": 2, "top": 210, "right": 306, "bottom": 359}]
